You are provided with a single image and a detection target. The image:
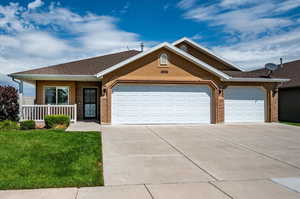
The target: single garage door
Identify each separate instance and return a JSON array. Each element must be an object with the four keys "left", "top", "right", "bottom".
[
  {"left": 112, "top": 84, "right": 211, "bottom": 124},
  {"left": 224, "top": 87, "right": 265, "bottom": 122}
]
